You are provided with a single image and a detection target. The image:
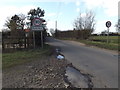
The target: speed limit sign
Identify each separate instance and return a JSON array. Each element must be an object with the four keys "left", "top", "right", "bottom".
[
  {"left": 106, "top": 21, "right": 111, "bottom": 28},
  {"left": 32, "top": 18, "right": 42, "bottom": 26}
]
